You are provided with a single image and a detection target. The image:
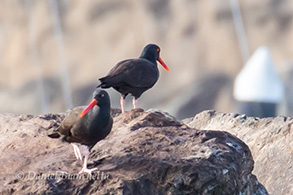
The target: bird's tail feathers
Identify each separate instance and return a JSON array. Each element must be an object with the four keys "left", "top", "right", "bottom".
[{"left": 97, "top": 77, "right": 111, "bottom": 88}]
